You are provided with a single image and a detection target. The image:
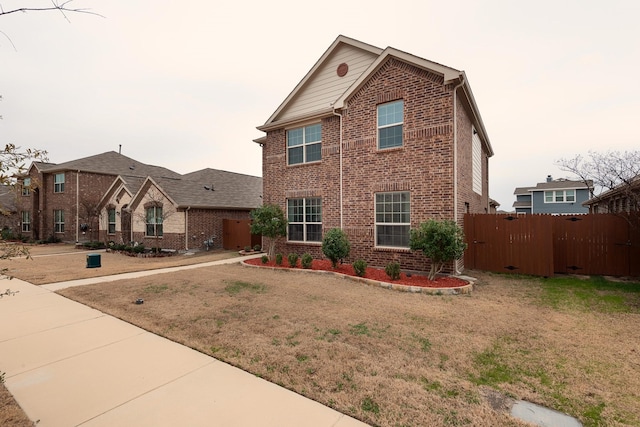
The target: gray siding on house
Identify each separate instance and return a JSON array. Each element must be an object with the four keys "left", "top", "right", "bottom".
[{"left": 531, "top": 189, "right": 591, "bottom": 214}]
